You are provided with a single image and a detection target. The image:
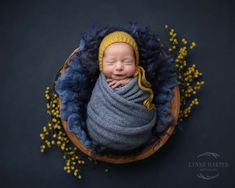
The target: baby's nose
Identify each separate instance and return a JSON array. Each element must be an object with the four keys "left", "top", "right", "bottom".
[{"left": 115, "top": 62, "right": 124, "bottom": 71}]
